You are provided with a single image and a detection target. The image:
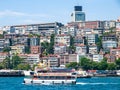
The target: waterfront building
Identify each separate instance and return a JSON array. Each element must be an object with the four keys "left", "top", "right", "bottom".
[
  {"left": 59, "top": 54, "right": 79, "bottom": 66},
  {"left": 19, "top": 54, "right": 40, "bottom": 66},
  {"left": 69, "top": 54, "right": 80, "bottom": 63},
  {"left": 92, "top": 54, "right": 103, "bottom": 62},
  {"left": 71, "top": 6, "right": 85, "bottom": 22},
  {"left": 59, "top": 54, "right": 69, "bottom": 66},
  {"left": 47, "top": 54, "right": 60, "bottom": 67}
]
